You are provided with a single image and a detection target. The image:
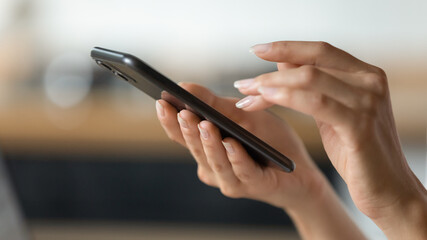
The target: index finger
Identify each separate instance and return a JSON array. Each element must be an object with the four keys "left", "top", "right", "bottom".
[{"left": 252, "top": 41, "right": 374, "bottom": 73}]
